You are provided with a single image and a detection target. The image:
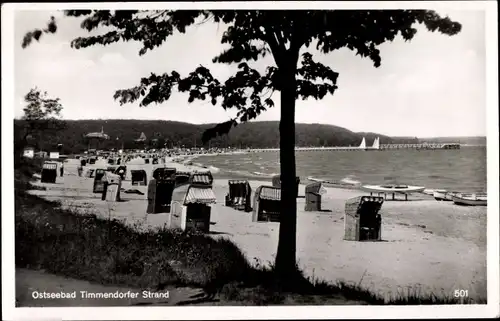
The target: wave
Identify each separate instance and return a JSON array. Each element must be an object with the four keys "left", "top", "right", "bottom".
[
  {"left": 207, "top": 165, "right": 220, "bottom": 173},
  {"left": 340, "top": 177, "right": 362, "bottom": 185},
  {"left": 252, "top": 171, "right": 279, "bottom": 178},
  {"left": 193, "top": 151, "right": 485, "bottom": 192}
]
